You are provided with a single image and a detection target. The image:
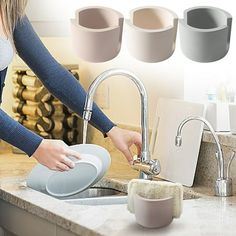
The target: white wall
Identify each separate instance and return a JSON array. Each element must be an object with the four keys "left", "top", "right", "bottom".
[{"left": 2, "top": 0, "right": 236, "bottom": 129}]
